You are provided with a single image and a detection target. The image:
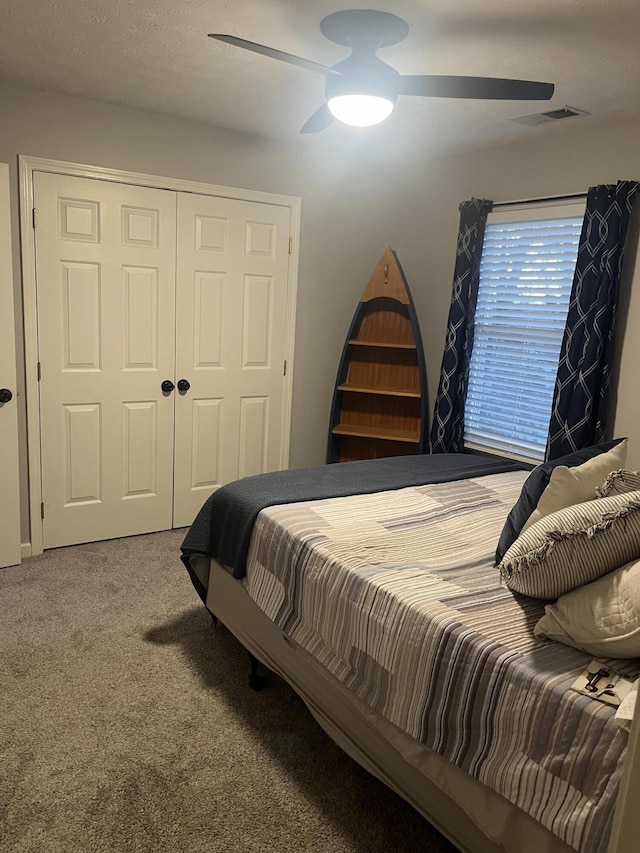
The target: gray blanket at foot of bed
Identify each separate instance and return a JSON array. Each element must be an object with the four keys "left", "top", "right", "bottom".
[{"left": 180, "top": 453, "right": 525, "bottom": 589}]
